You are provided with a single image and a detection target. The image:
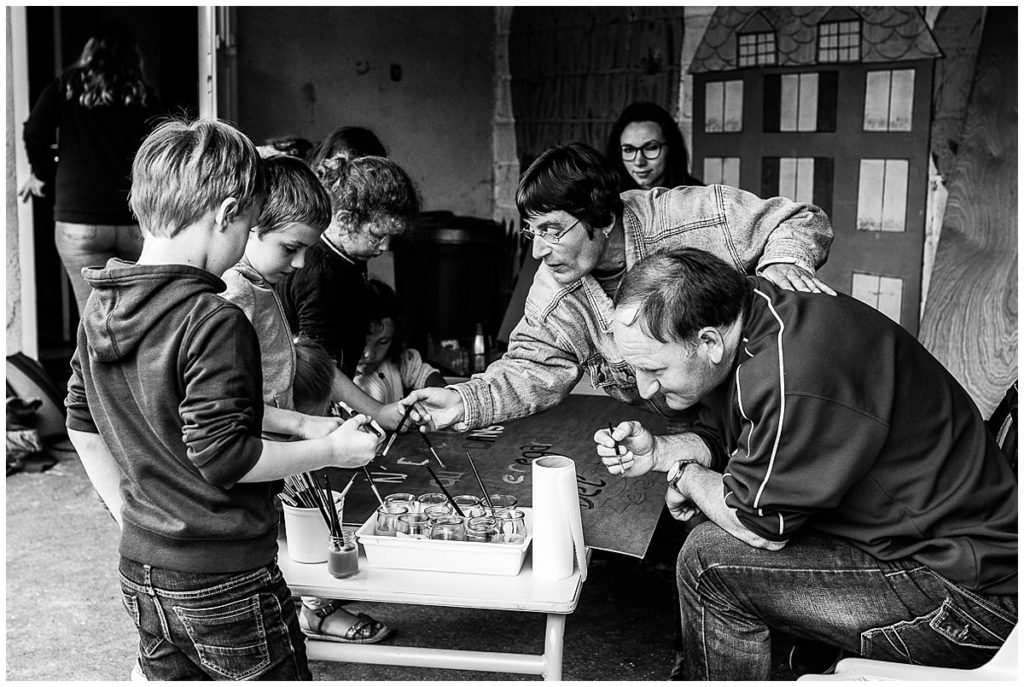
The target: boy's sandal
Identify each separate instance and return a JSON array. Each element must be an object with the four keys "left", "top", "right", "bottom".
[{"left": 299, "top": 602, "right": 392, "bottom": 644}]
